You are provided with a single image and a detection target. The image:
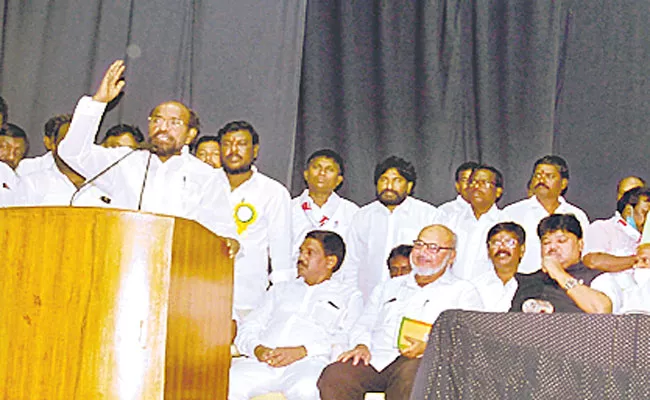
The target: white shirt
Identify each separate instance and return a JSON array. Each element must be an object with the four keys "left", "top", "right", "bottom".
[
  {"left": 438, "top": 195, "right": 471, "bottom": 216},
  {"left": 350, "top": 270, "right": 483, "bottom": 370},
  {"left": 470, "top": 268, "right": 518, "bottom": 312},
  {"left": 16, "top": 152, "right": 55, "bottom": 176},
  {"left": 341, "top": 196, "right": 449, "bottom": 300},
  {"left": 583, "top": 212, "right": 640, "bottom": 257},
  {"left": 596, "top": 268, "right": 650, "bottom": 314},
  {"left": 0, "top": 161, "right": 18, "bottom": 206},
  {"left": 503, "top": 196, "right": 590, "bottom": 273},
  {"left": 290, "top": 189, "right": 359, "bottom": 263},
  {"left": 213, "top": 168, "right": 293, "bottom": 310},
  {"left": 449, "top": 204, "right": 508, "bottom": 280},
  {"left": 235, "top": 277, "right": 363, "bottom": 360},
  {"left": 13, "top": 162, "right": 119, "bottom": 207},
  {"left": 57, "top": 96, "right": 237, "bottom": 237}
]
